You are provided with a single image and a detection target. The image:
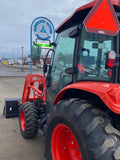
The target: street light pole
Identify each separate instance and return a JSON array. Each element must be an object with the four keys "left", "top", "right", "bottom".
[{"left": 21, "top": 47, "right": 24, "bottom": 72}]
